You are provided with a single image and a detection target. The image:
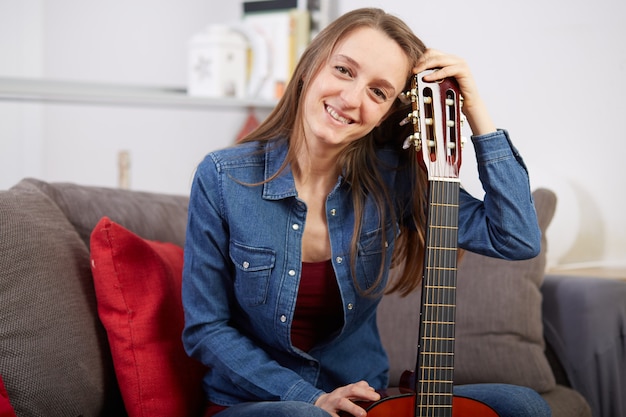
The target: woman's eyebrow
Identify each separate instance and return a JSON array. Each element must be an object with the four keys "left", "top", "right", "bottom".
[{"left": 335, "top": 54, "right": 397, "bottom": 95}]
